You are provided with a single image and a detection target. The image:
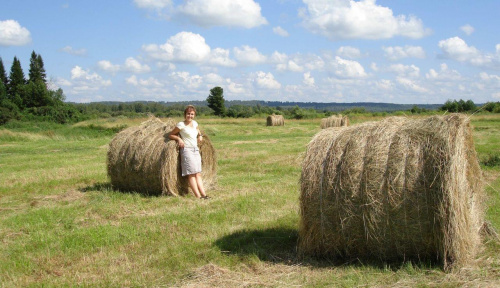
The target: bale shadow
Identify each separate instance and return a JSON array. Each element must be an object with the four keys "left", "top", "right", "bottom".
[
  {"left": 79, "top": 182, "right": 162, "bottom": 197},
  {"left": 214, "top": 227, "right": 443, "bottom": 270},
  {"left": 214, "top": 227, "right": 299, "bottom": 265}
]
